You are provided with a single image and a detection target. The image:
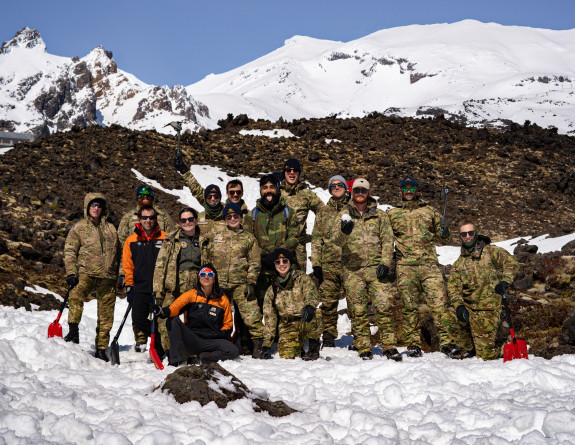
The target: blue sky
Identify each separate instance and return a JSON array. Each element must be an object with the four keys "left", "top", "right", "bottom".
[{"left": 3, "top": 0, "right": 574, "bottom": 87}]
